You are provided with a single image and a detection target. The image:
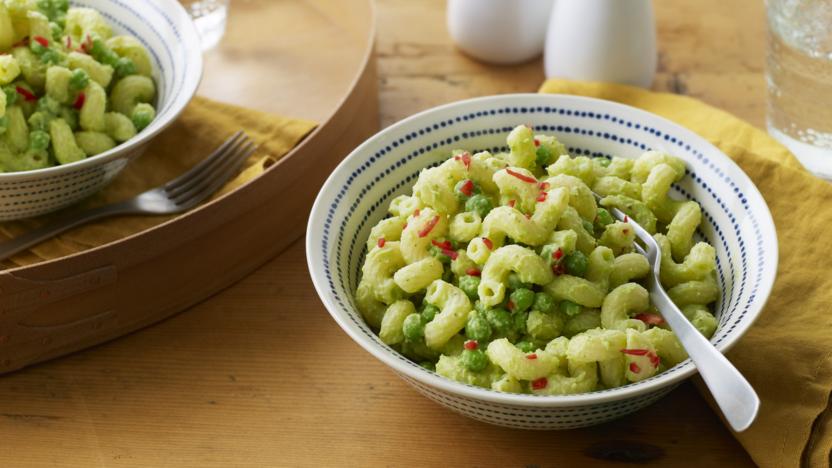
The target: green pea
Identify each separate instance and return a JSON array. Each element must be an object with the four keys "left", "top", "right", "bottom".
[
  {"left": 559, "top": 300, "right": 582, "bottom": 317},
  {"left": 486, "top": 307, "right": 512, "bottom": 334},
  {"left": 115, "top": 57, "right": 136, "bottom": 78},
  {"left": 509, "top": 288, "right": 535, "bottom": 312},
  {"left": 594, "top": 208, "right": 615, "bottom": 230},
  {"left": 506, "top": 272, "right": 531, "bottom": 290},
  {"left": 582, "top": 219, "right": 595, "bottom": 234},
  {"left": 515, "top": 341, "right": 536, "bottom": 353},
  {"left": 465, "top": 194, "right": 492, "bottom": 219},
  {"left": 594, "top": 156, "right": 612, "bottom": 167},
  {"left": 3, "top": 86, "right": 19, "bottom": 106},
  {"left": 465, "top": 311, "right": 492, "bottom": 342},
  {"left": 513, "top": 311, "right": 529, "bottom": 335},
  {"left": 131, "top": 104, "right": 156, "bottom": 132},
  {"left": 402, "top": 313, "right": 426, "bottom": 341},
  {"left": 36, "top": 96, "right": 61, "bottom": 115},
  {"left": 27, "top": 112, "right": 53, "bottom": 132},
  {"left": 421, "top": 303, "right": 439, "bottom": 322},
  {"left": 441, "top": 267, "right": 454, "bottom": 283},
  {"left": 461, "top": 349, "right": 488, "bottom": 372},
  {"left": 474, "top": 300, "right": 488, "bottom": 315},
  {"left": 69, "top": 69, "right": 90, "bottom": 91},
  {"left": 419, "top": 361, "right": 436, "bottom": 372},
  {"left": 535, "top": 145, "right": 553, "bottom": 166},
  {"left": 533, "top": 292, "right": 556, "bottom": 314},
  {"left": 564, "top": 251, "right": 588, "bottom": 277},
  {"left": 458, "top": 275, "right": 480, "bottom": 301},
  {"left": 28, "top": 130, "right": 50, "bottom": 151}
]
